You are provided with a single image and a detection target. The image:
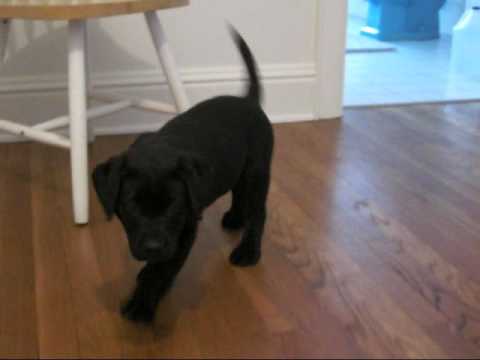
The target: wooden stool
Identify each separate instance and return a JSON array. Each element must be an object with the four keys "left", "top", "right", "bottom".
[{"left": 0, "top": 0, "right": 190, "bottom": 225}]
